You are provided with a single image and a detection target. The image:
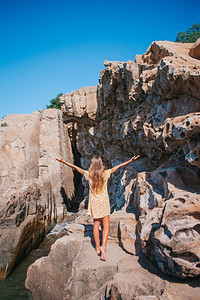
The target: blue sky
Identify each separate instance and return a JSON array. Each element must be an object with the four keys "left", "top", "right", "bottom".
[{"left": 0, "top": 0, "right": 199, "bottom": 119}]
